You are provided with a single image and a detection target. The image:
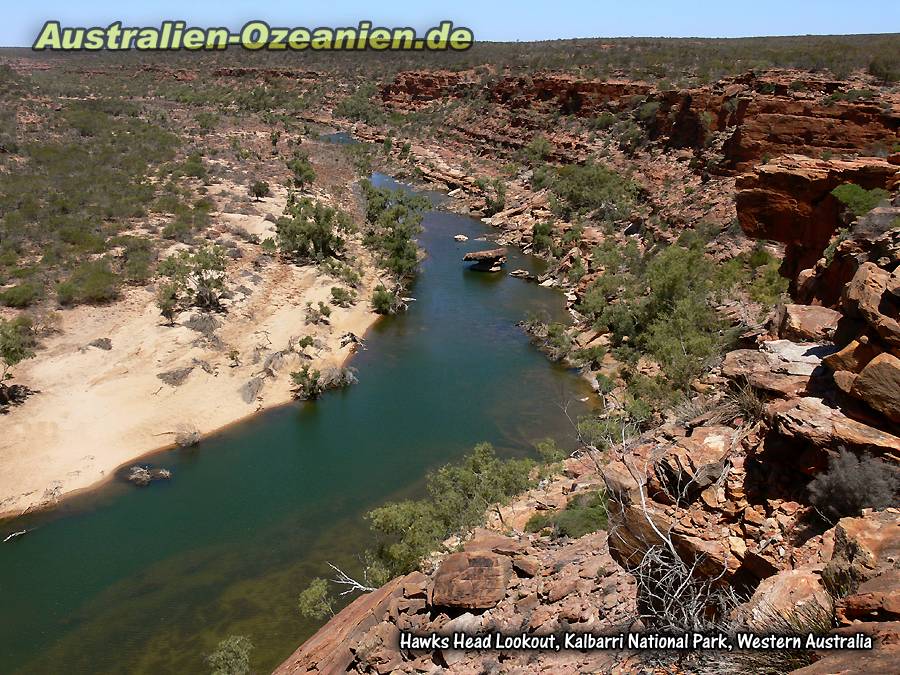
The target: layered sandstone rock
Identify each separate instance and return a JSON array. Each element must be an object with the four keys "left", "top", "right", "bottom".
[{"left": 735, "top": 155, "right": 898, "bottom": 280}]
